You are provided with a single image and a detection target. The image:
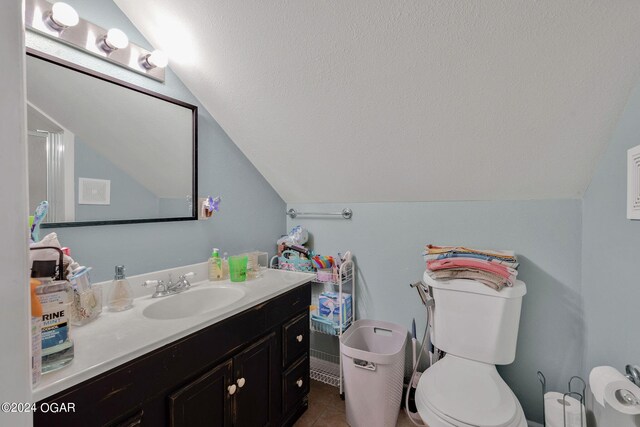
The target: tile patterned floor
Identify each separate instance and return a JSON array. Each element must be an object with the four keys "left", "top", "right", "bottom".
[{"left": 294, "top": 380, "right": 415, "bottom": 427}]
